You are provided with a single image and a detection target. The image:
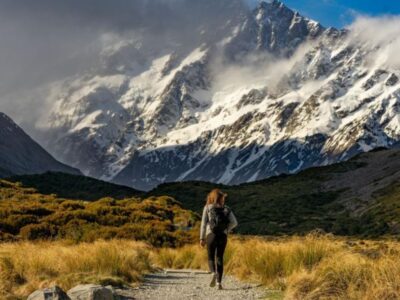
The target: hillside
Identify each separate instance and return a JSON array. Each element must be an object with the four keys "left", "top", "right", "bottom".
[
  {"left": 150, "top": 148, "right": 400, "bottom": 236},
  {"left": 0, "top": 112, "right": 81, "bottom": 177},
  {"left": 8, "top": 172, "right": 142, "bottom": 201},
  {"left": 0, "top": 179, "right": 198, "bottom": 246}
]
